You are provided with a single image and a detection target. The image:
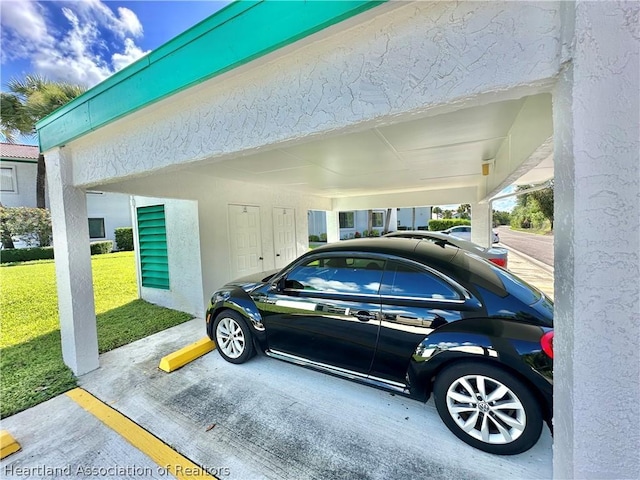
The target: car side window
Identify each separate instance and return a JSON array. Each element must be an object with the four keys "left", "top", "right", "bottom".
[
  {"left": 285, "top": 256, "right": 384, "bottom": 295},
  {"left": 381, "top": 261, "right": 461, "bottom": 300}
]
